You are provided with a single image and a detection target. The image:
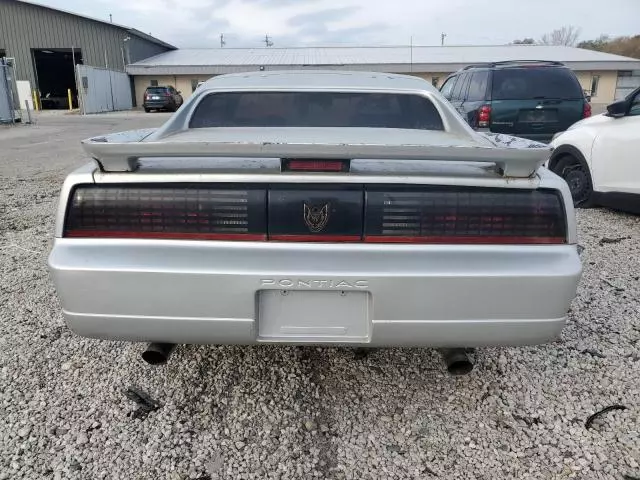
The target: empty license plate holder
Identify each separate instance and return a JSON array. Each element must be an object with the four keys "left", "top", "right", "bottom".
[{"left": 257, "top": 290, "right": 371, "bottom": 343}]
